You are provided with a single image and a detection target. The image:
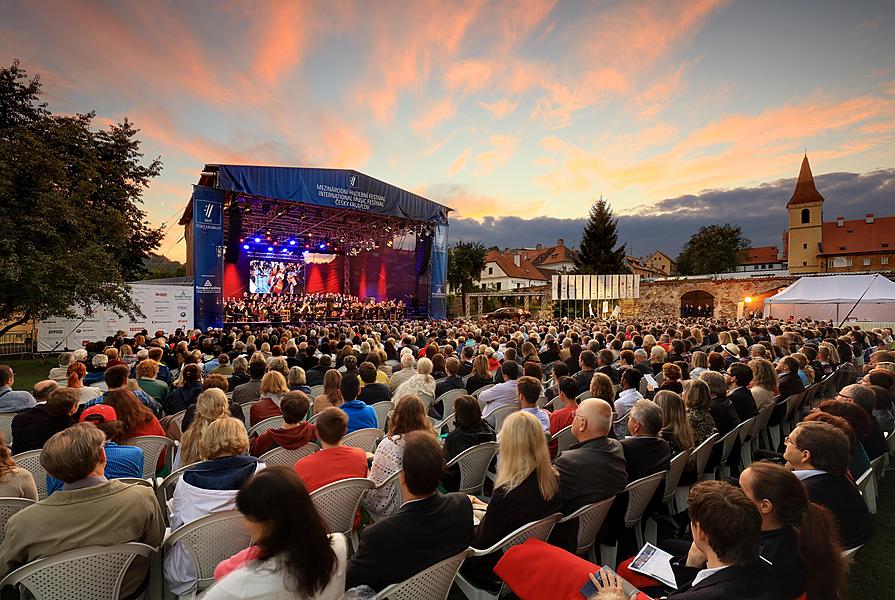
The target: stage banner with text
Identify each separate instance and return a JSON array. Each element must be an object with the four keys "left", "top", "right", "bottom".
[
  {"left": 430, "top": 224, "right": 448, "bottom": 320},
  {"left": 193, "top": 186, "right": 225, "bottom": 330}
]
